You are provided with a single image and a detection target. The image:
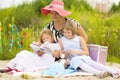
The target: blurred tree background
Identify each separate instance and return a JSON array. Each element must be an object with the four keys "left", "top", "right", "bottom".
[{"left": 0, "top": 0, "right": 120, "bottom": 63}]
